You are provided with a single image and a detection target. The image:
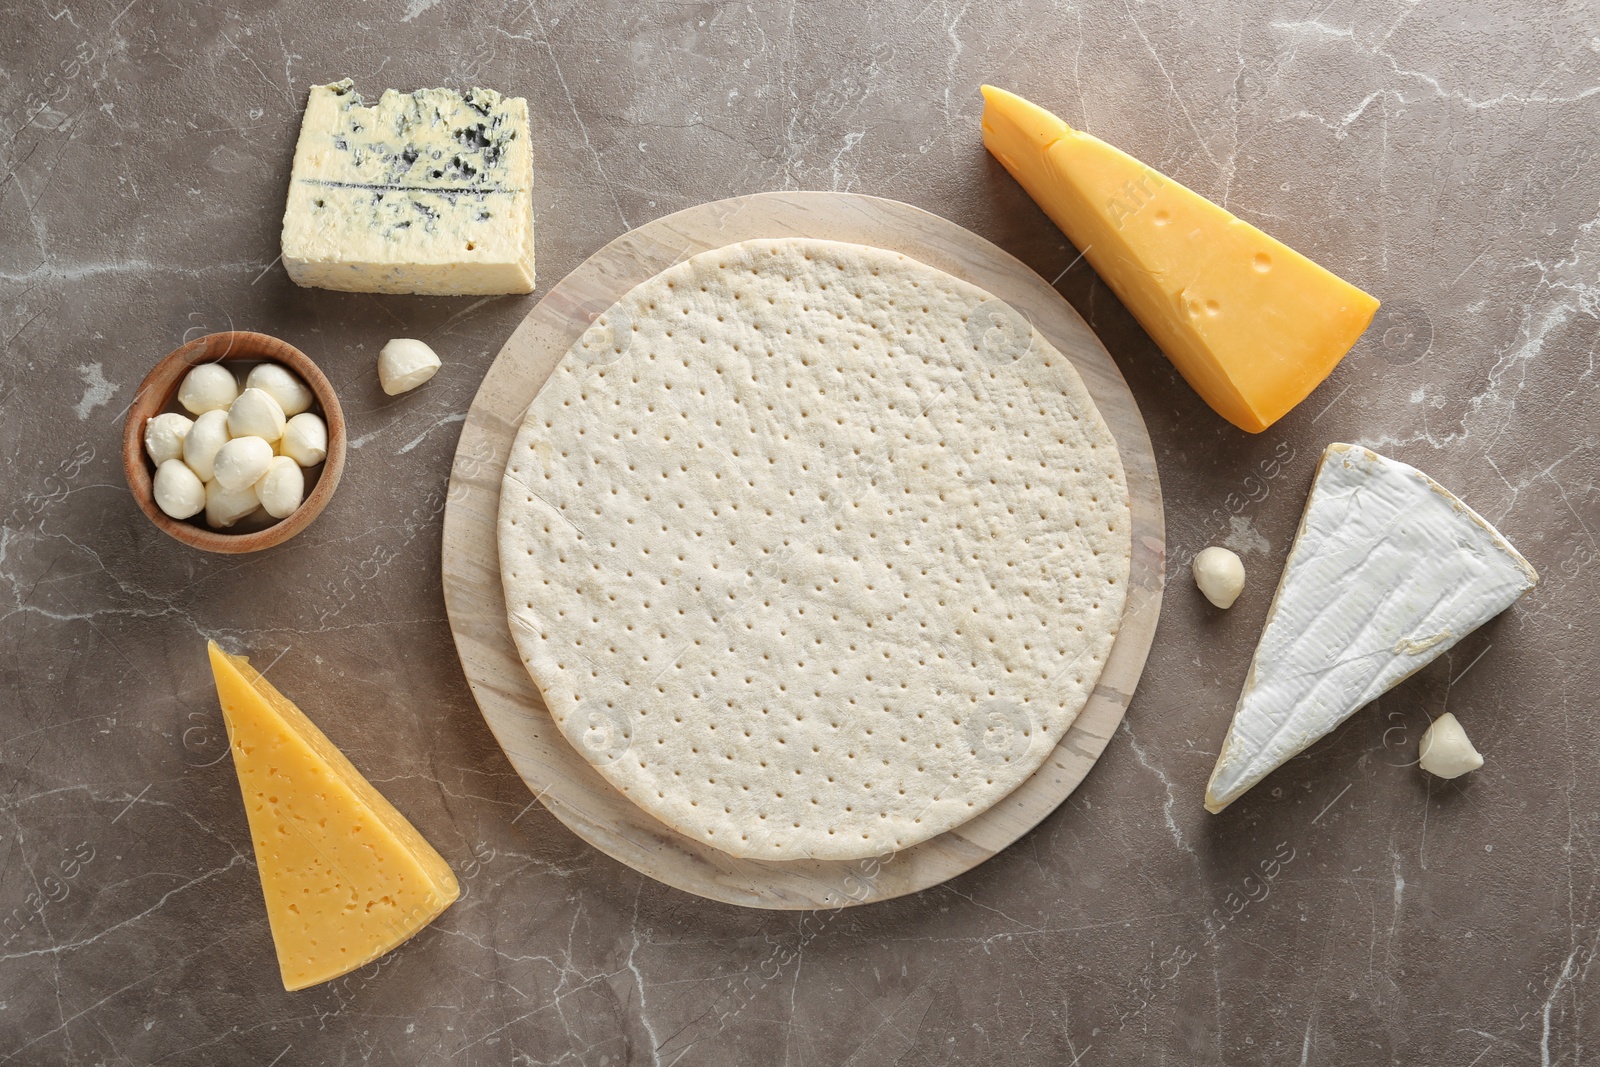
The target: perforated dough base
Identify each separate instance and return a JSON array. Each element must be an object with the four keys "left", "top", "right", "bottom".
[{"left": 498, "top": 238, "right": 1130, "bottom": 861}]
